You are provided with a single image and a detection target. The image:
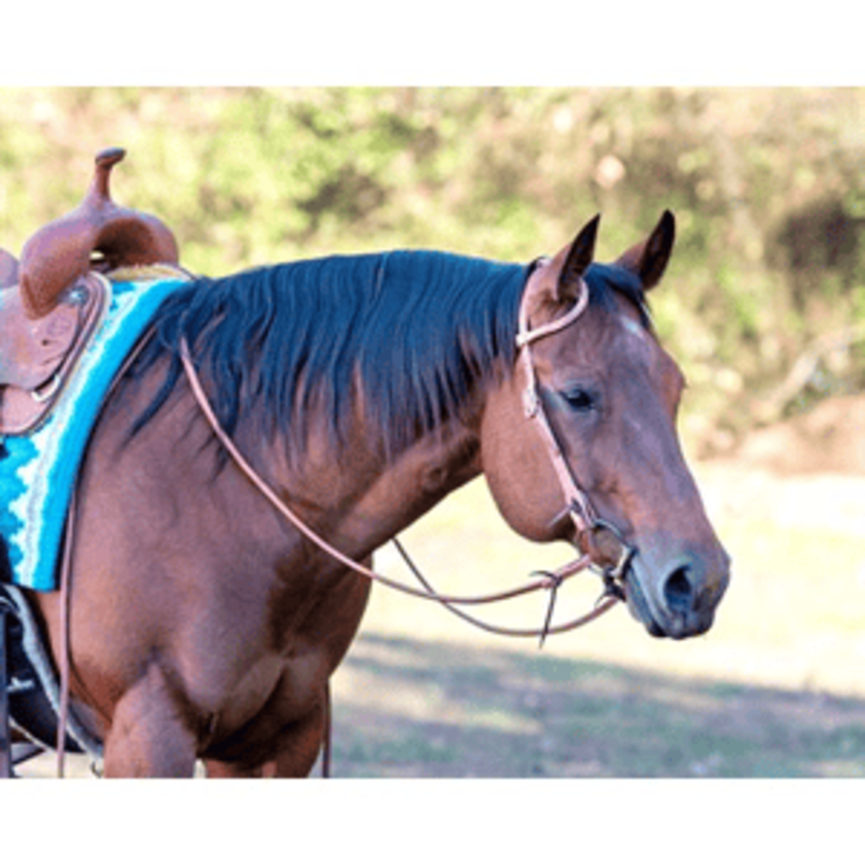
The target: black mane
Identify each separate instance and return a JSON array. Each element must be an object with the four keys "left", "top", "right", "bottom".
[
  {"left": 129, "top": 250, "right": 649, "bottom": 460},
  {"left": 131, "top": 251, "right": 529, "bottom": 458}
]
